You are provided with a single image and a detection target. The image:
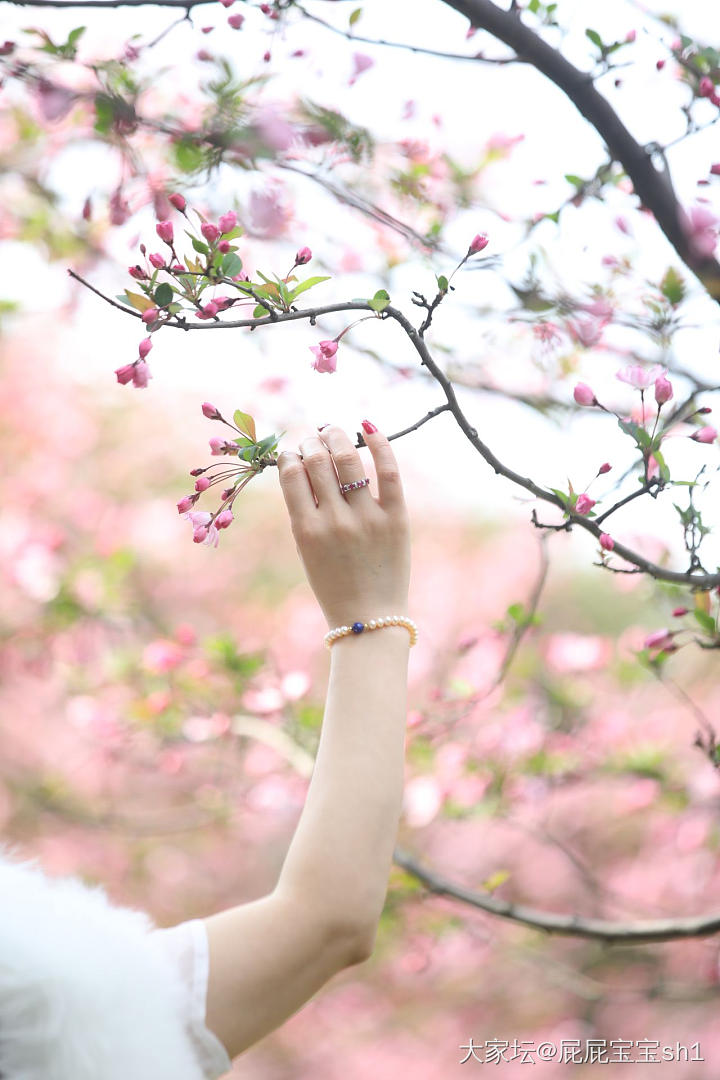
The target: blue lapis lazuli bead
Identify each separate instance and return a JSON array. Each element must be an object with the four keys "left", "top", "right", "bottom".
[{"left": 351, "top": 621, "right": 365, "bottom": 634}]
